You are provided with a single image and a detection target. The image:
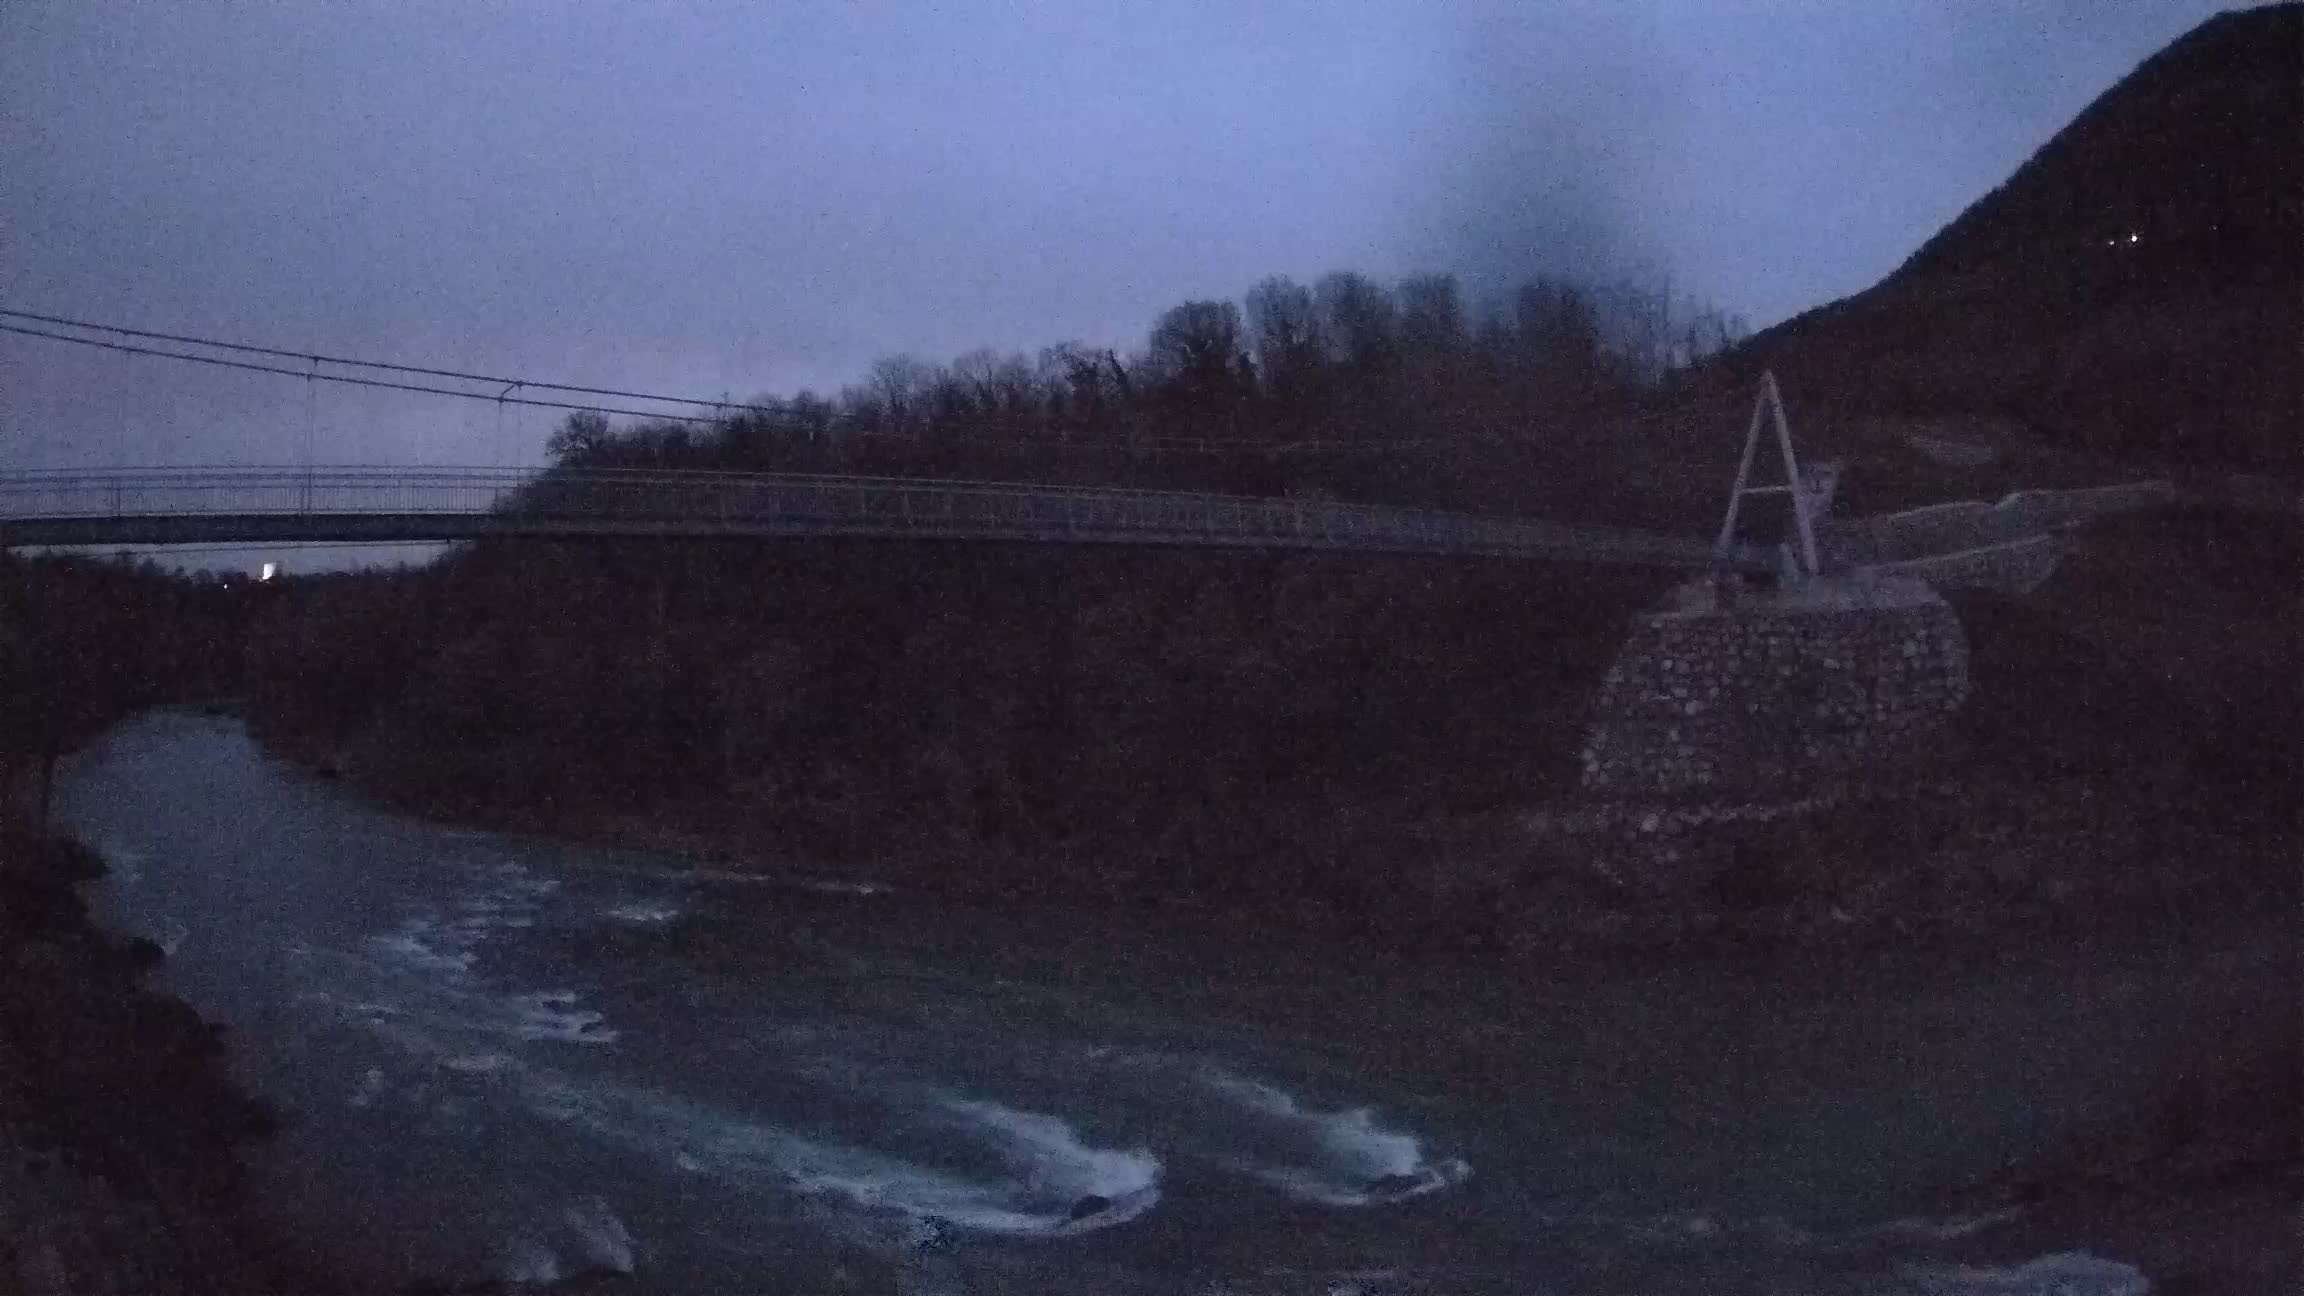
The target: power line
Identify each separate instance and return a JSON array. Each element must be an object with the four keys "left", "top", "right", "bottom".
[
  {"left": 3, "top": 305, "right": 1753, "bottom": 459},
  {"left": 0, "top": 306, "right": 1191, "bottom": 443},
  {"left": 1, "top": 308, "right": 1164, "bottom": 447},
  {"left": 0, "top": 306, "right": 760, "bottom": 414},
  {"left": 0, "top": 321, "right": 1382, "bottom": 453},
  {"left": 0, "top": 323, "right": 732, "bottom": 426},
  {"left": 0, "top": 318, "right": 1149, "bottom": 445}
]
